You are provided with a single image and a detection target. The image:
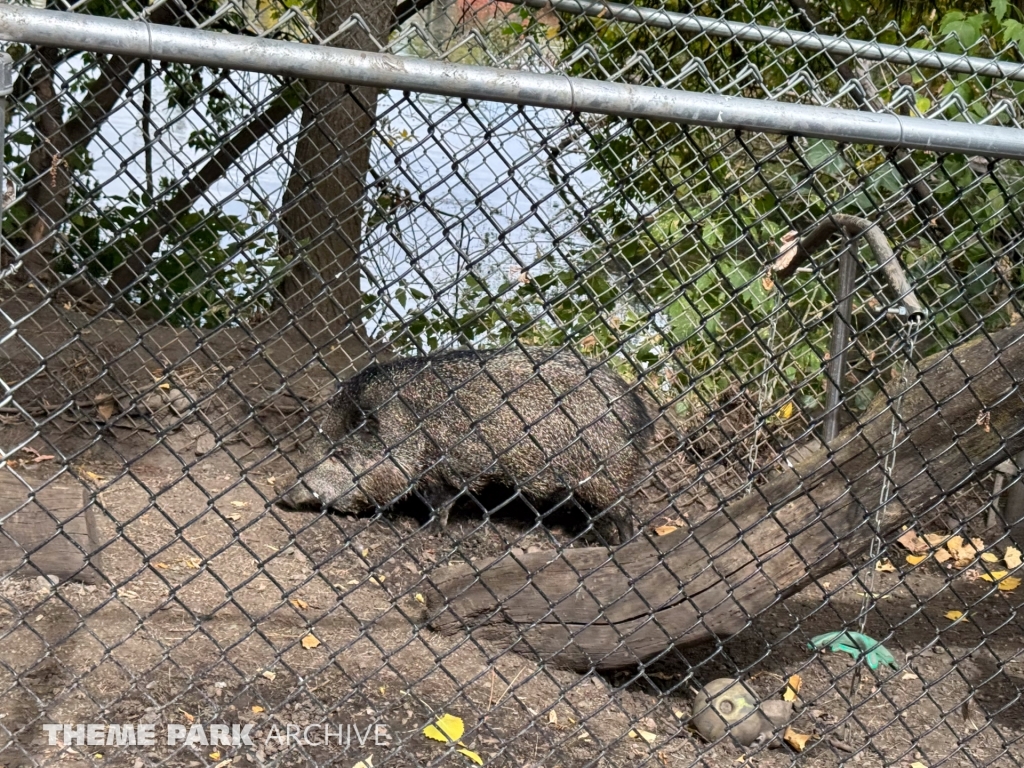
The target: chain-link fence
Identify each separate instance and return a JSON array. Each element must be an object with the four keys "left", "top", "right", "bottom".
[{"left": 1, "top": 0, "right": 1024, "bottom": 766}]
